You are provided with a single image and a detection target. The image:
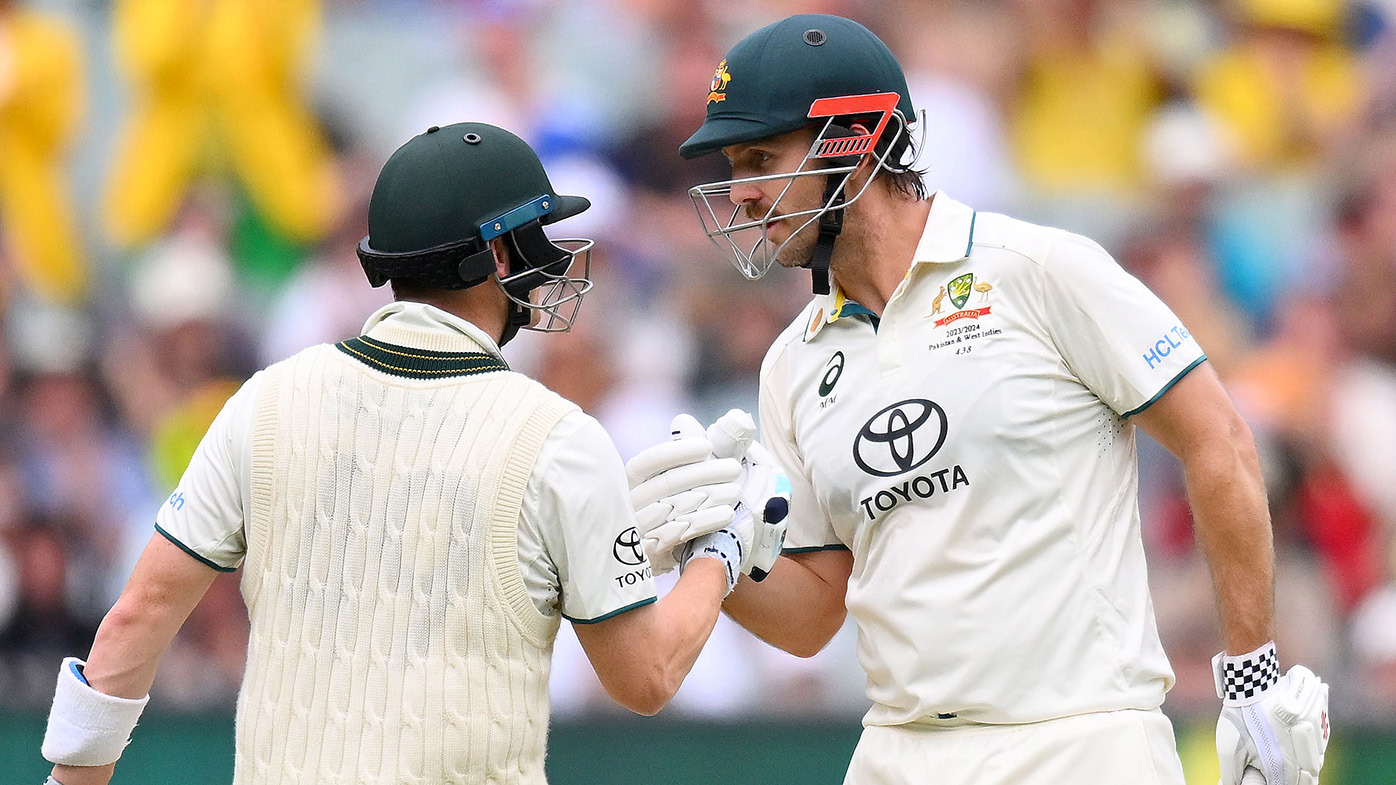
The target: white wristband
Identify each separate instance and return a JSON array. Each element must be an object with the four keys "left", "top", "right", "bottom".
[
  {"left": 1213, "top": 641, "right": 1280, "bottom": 707},
  {"left": 42, "top": 657, "right": 150, "bottom": 766}
]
